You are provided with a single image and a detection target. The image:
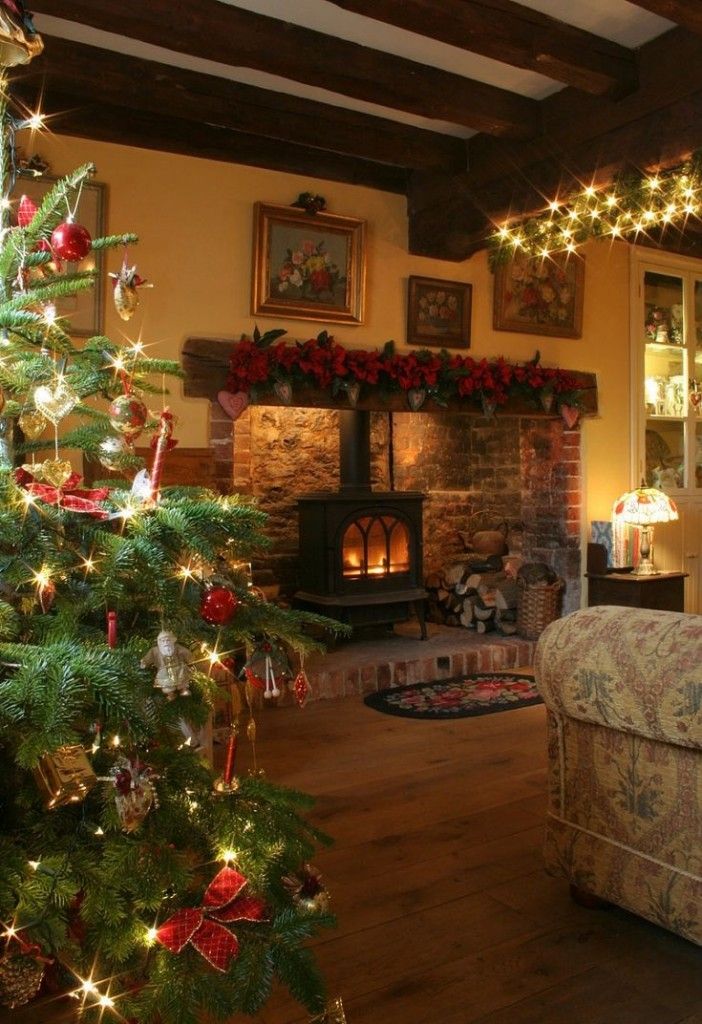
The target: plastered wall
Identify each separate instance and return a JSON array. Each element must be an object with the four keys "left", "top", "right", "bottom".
[{"left": 34, "top": 131, "right": 632, "bottom": 525}]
